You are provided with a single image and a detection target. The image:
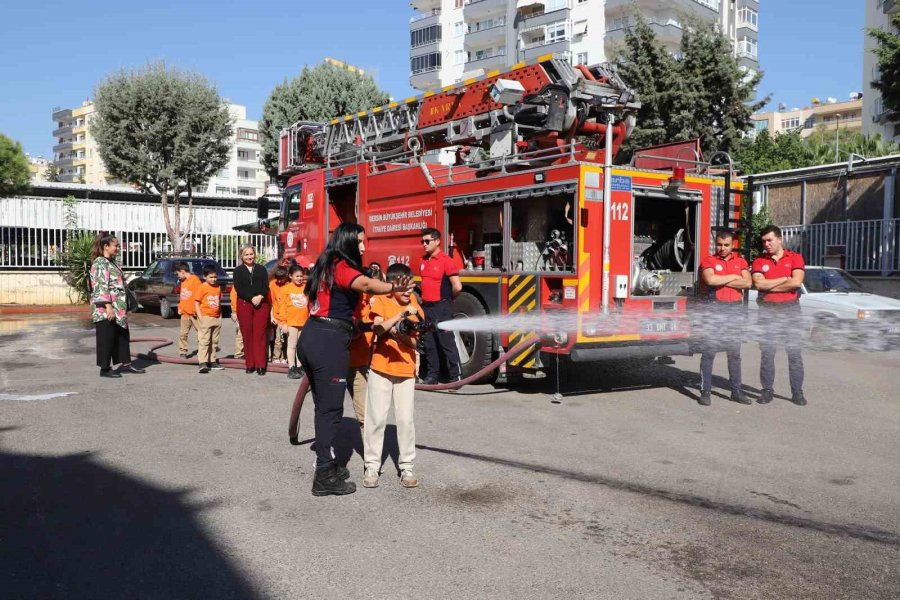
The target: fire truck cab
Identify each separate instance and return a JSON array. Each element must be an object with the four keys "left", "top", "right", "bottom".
[{"left": 275, "top": 55, "right": 742, "bottom": 382}]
